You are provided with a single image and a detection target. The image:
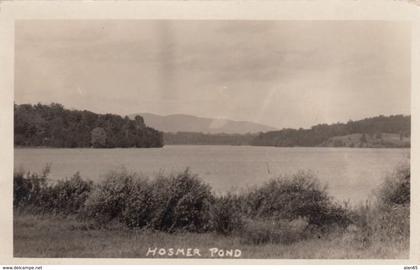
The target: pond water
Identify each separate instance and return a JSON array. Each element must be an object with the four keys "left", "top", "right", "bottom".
[{"left": 14, "top": 145, "right": 409, "bottom": 203}]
